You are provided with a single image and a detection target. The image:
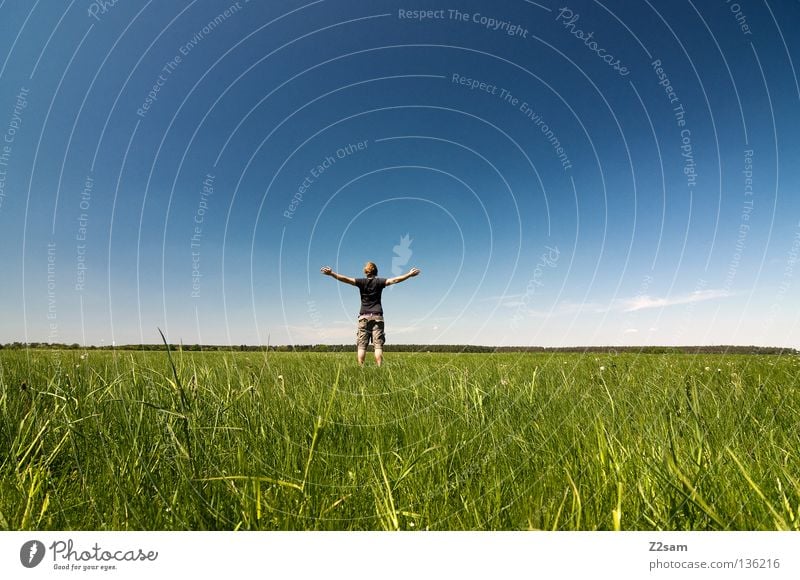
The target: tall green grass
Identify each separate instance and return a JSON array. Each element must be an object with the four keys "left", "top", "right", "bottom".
[{"left": 0, "top": 349, "right": 798, "bottom": 530}]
